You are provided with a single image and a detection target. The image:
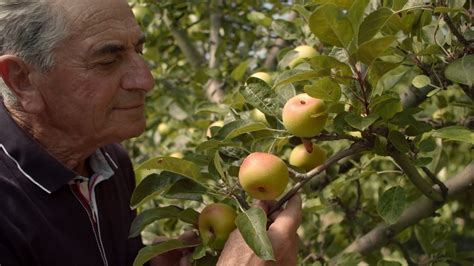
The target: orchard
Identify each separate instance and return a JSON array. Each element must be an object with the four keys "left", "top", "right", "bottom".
[{"left": 126, "top": 1, "right": 473, "bottom": 265}]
